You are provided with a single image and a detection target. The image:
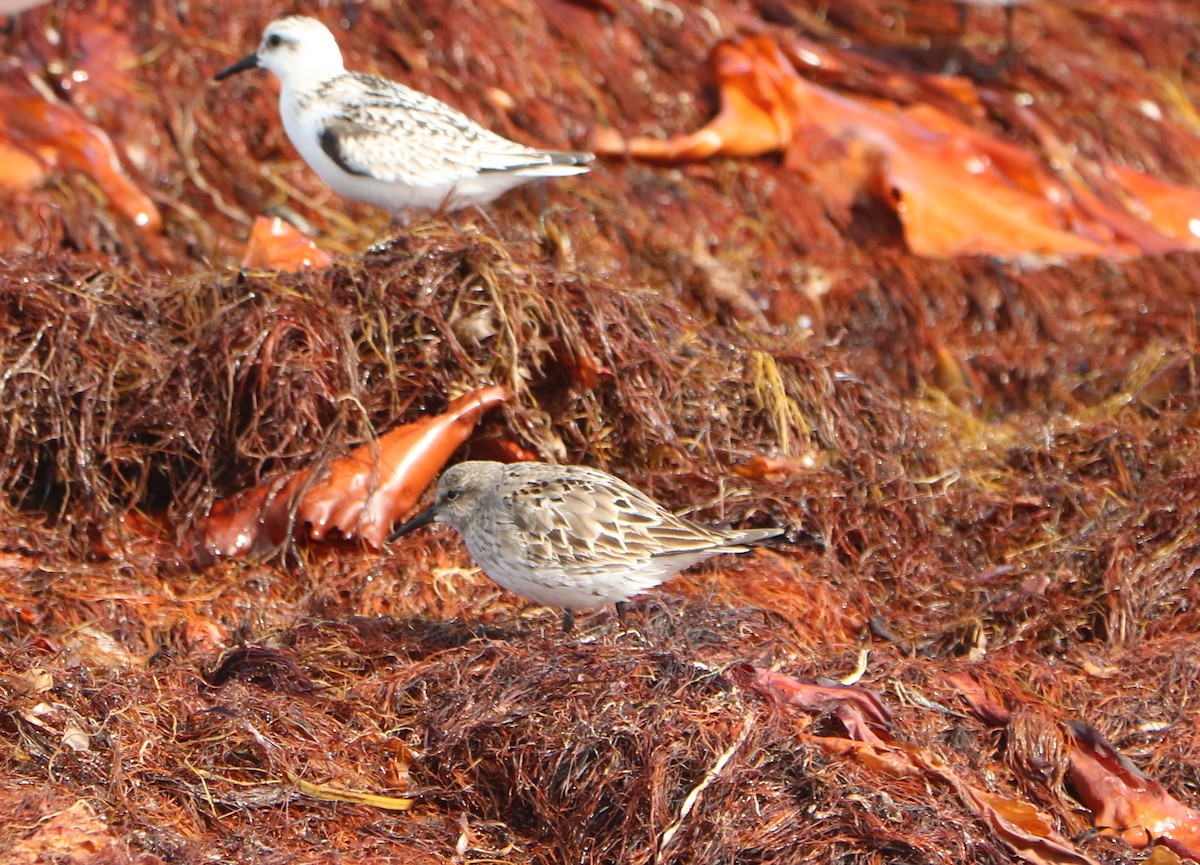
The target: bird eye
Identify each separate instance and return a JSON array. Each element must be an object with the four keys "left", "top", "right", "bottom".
[
  {"left": 266, "top": 33, "right": 283, "bottom": 48},
  {"left": 444, "top": 490, "right": 460, "bottom": 502}
]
